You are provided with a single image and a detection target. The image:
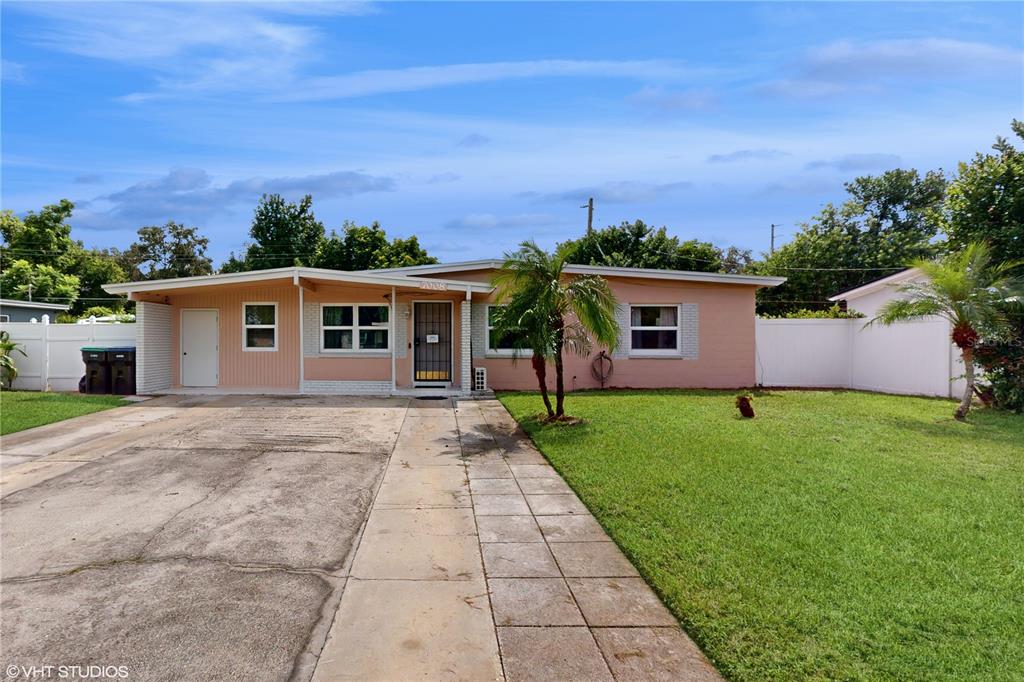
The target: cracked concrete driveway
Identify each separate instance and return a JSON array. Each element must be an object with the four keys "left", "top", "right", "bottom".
[
  {"left": 2, "top": 394, "right": 720, "bottom": 682},
  {"left": 0, "top": 395, "right": 404, "bottom": 682}
]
